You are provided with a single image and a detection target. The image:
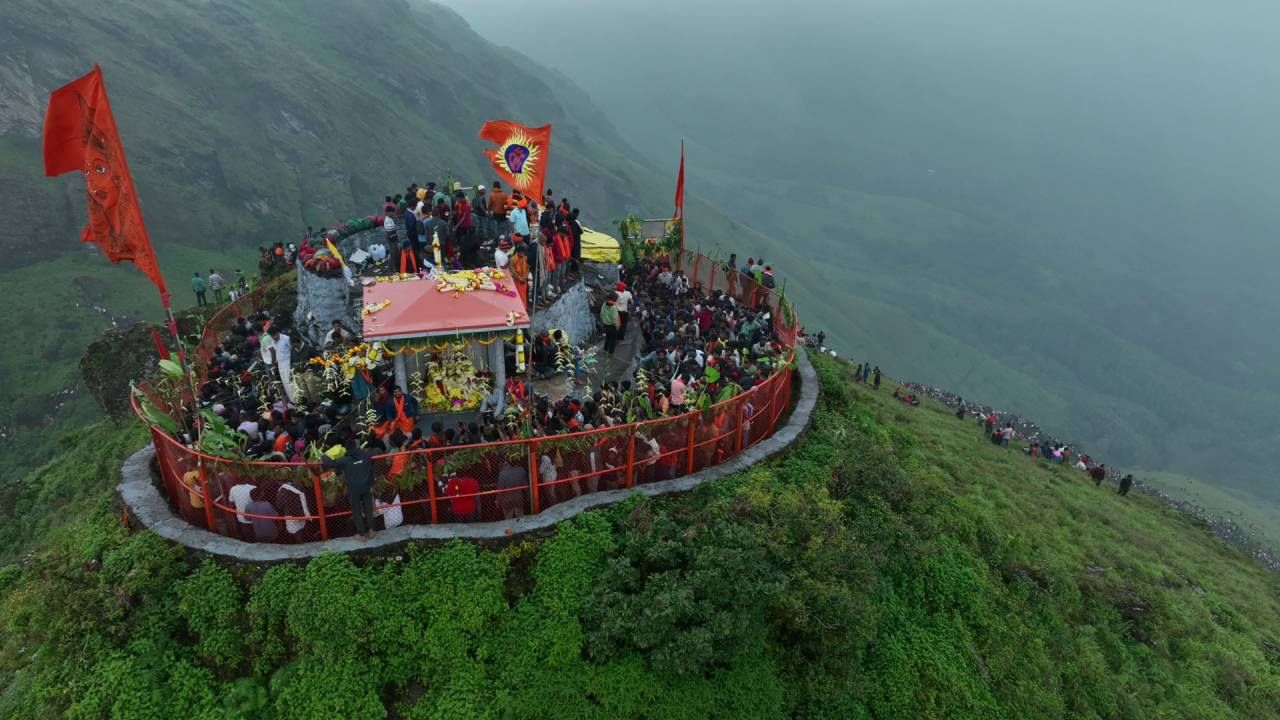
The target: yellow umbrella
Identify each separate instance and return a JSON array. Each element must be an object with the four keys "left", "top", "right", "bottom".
[{"left": 579, "top": 226, "right": 621, "bottom": 263}]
